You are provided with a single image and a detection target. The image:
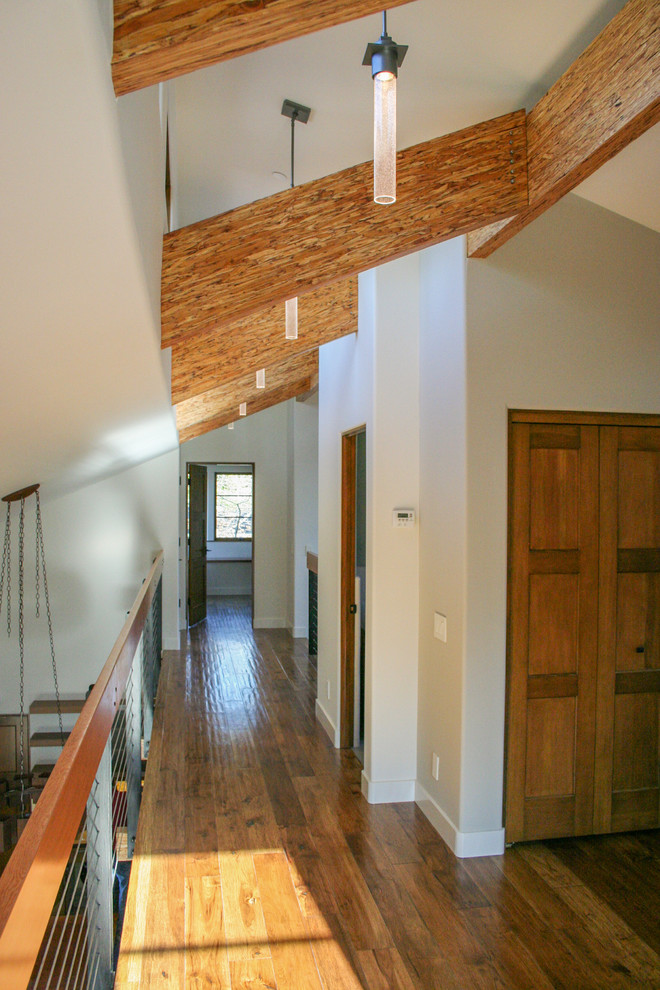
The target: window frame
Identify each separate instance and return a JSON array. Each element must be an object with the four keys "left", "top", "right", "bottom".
[{"left": 213, "top": 469, "right": 254, "bottom": 542}]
